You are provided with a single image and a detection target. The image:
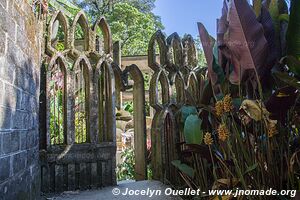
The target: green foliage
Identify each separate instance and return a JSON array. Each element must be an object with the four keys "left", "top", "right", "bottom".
[
  {"left": 123, "top": 101, "right": 134, "bottom": 114},
  {"left": 117, "top": 147, "right": 135, "bottom": 181},
  {"left": 74, "top": 112, "right": 87, "bottom": 143},
  {"left": 168, "top": 0, "right": 300, "bottom": 197},
  {"left": 106, "top": 3, "right": 160, "bottom": 55},
  {"left": 70, "top": 0, "right": 163, "bottom": 56},
  {"left": 287, "top": 0, "right": 300, "bottom": 60},
  {"left": 49, "top": 88, "right": 64, "bottom": 144},
  {"left": 55, "top": 42, "right": 65, "bottom": 51},
  {"left": 194, "top": 37, "right": 208, "bottom": 67},
  {"left": 49, "top": 0, "right": 81, "bottom": 17}
]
